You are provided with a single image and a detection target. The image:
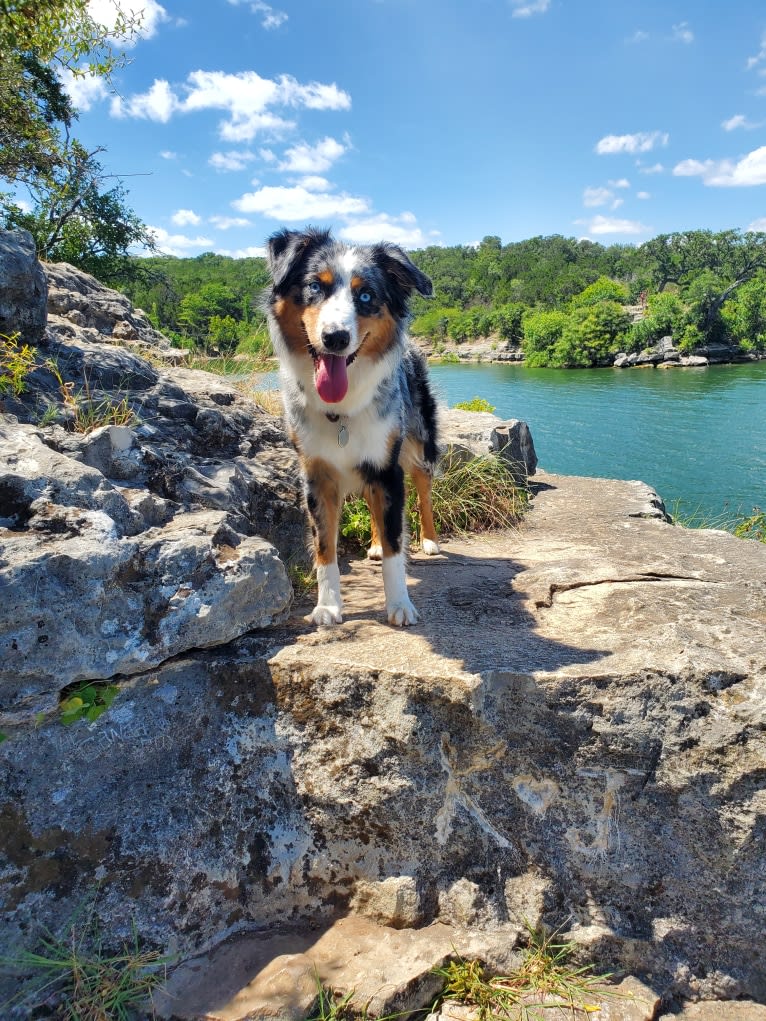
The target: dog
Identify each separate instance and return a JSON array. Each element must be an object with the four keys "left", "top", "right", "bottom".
[{"left": 265, "top": 227, "right": 441, "bottom": 626}]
